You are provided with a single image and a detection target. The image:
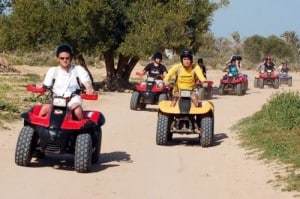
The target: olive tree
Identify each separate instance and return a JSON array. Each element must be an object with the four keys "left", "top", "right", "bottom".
[{"left": 0, "top": 0, "right": 228, "bottom": 91}]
